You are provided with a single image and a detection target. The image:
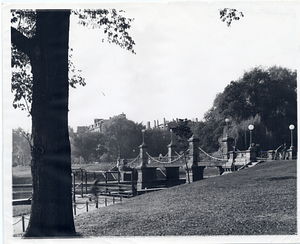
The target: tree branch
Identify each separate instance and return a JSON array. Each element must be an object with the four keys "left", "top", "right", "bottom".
[{"left": 11, "top": 27, "right": 33, "bottom": 57}]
